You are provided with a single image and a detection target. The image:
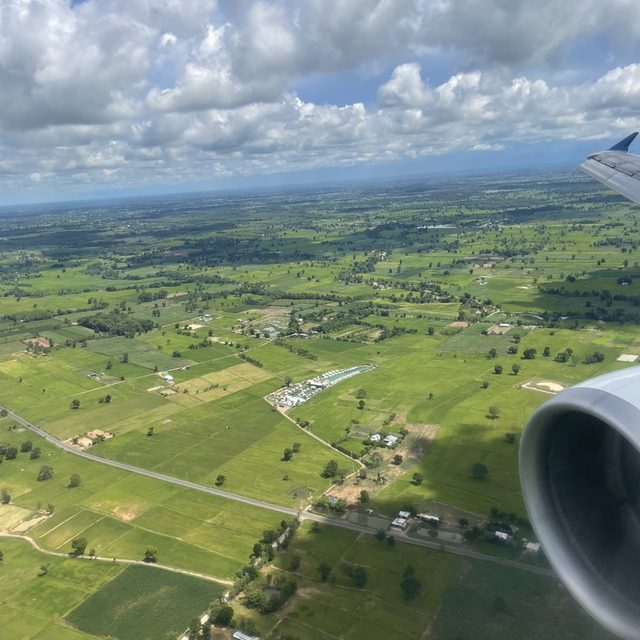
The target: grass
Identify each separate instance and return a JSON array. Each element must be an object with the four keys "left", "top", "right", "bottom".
[
  {"left": 0, "top": 536, "right": 123, "bottom": 640},
  {"left": 66, "top": 565, "right": 222, "bottom": 640},
  {"left": 0, "top": 421, "right": 284, "bottom": 579},
  {"left": 430, "top": 559, "right": 615, "bottom": 640}
]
